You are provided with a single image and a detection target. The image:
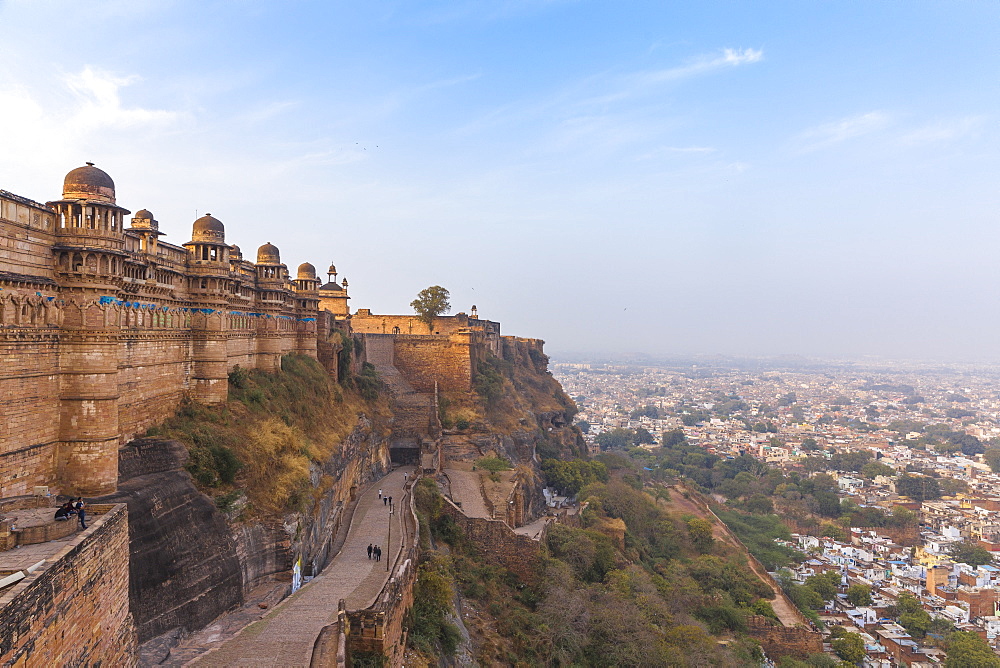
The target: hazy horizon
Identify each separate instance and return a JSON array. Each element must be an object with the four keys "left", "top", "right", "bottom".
[{"left": 2, "top": 1, "right": 999, "bottom": 360}]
